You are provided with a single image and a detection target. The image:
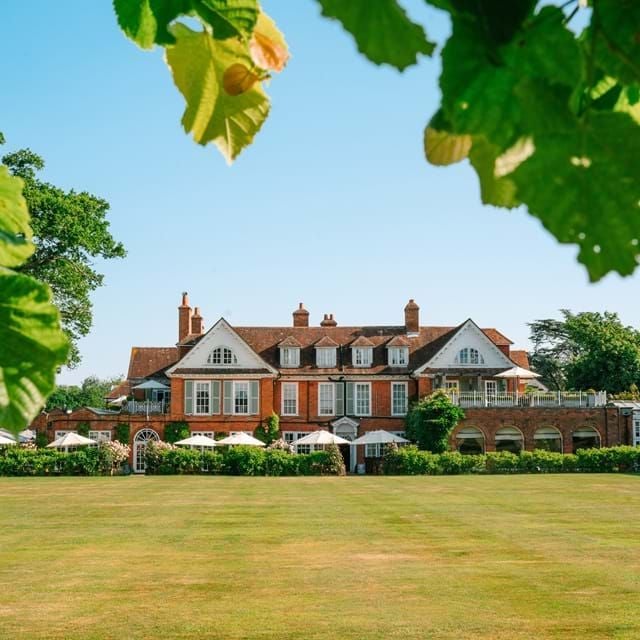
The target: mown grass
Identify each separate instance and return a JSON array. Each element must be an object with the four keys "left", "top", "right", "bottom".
[{"left": 0, "top": 475, "right": 639, "bottom": 639}]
